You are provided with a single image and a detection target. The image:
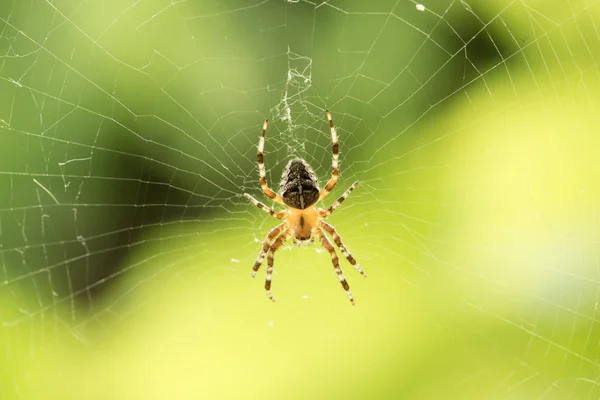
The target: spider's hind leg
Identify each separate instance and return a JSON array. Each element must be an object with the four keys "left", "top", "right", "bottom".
[
  {"left": 319, "top": 110, "right": 340, "bottom": 201},
  {"left": 257, "top": 119, "right": 284, "bottom": 204}
]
